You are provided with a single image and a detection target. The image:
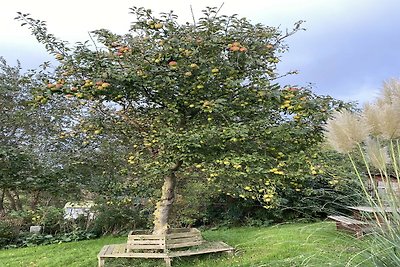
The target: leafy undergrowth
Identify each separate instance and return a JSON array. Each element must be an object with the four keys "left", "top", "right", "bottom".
[{"left": 0, "top": 222, "right": 371, "bottom": 267}]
